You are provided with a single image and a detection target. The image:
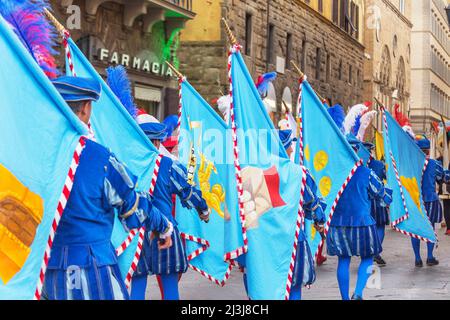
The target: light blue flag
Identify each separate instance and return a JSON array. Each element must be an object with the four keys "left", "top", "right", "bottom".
[
  {"left": 230, "top": 49, "right": 305, "bottom": 300},
  {"left": 382, "top": 110, "right": 436, "bottom": 242},
  {"left": 176, "top": 79, "right": 241, "bottom": 284},
  {"left": 66, "top": 38, "right": 159, "bottom": 279},
  {"left": 0, "top": 16, "right": 86, "bottom": 299},
  {"left": 296, "top": 80, "right": 361, "bottom": 259}
]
